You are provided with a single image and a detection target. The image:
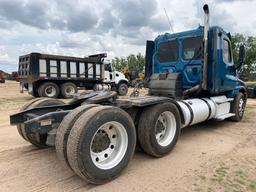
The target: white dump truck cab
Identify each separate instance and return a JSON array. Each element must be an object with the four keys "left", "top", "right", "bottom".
[{"left": 102, "top": 61, "right": 129, "bottom": 95}]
